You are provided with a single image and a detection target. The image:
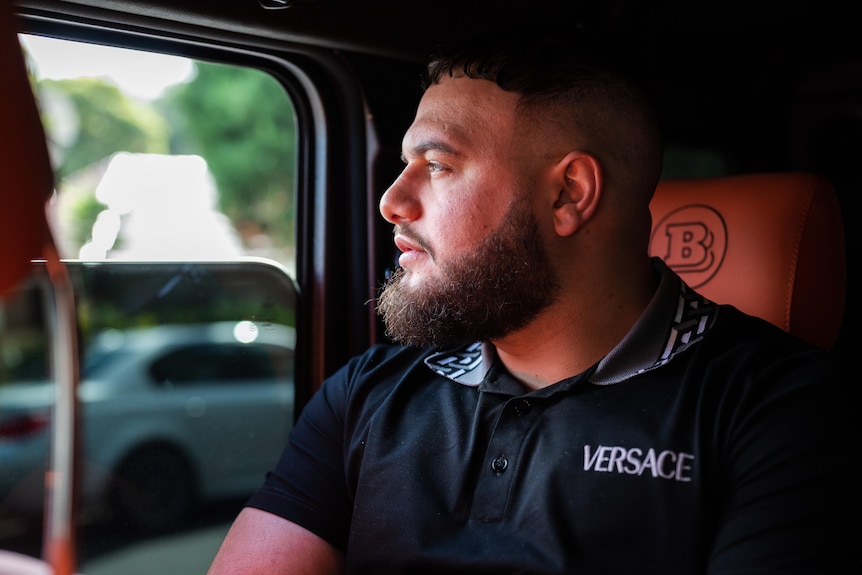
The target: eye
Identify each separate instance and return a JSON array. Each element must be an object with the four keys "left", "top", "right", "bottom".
[{"left": 427, "top": 161, "right": 446, "bottom": 173}]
